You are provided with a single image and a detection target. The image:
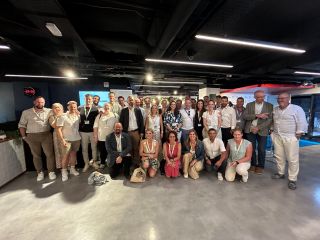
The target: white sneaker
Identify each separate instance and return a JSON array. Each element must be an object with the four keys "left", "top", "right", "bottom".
[
  {"left": 48, "top": 172, "right": 57, "bottom": 180},
  {"left": 37, "top": 172, "right": 44, "bottom": 181},
  {"left": 61, "top": 169, "right": 68, "bottom": 182},
  {"left": 92, "top": 161, "right": 100, "bottom": 170},
  {"left": 241, "top": 174, "right": 248, "bottom": 183},
  {"left": 70, "top": 167, "right": 79, "bottom": 176},
  {"left": 82, "top": 164, "right": 90, "bottom": 172},
  {"left": 217, "top": 172, "right": 223, "bottom": 181},
  {"left": 184, "top": 174, "right": 188, "bottom": 179}
]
